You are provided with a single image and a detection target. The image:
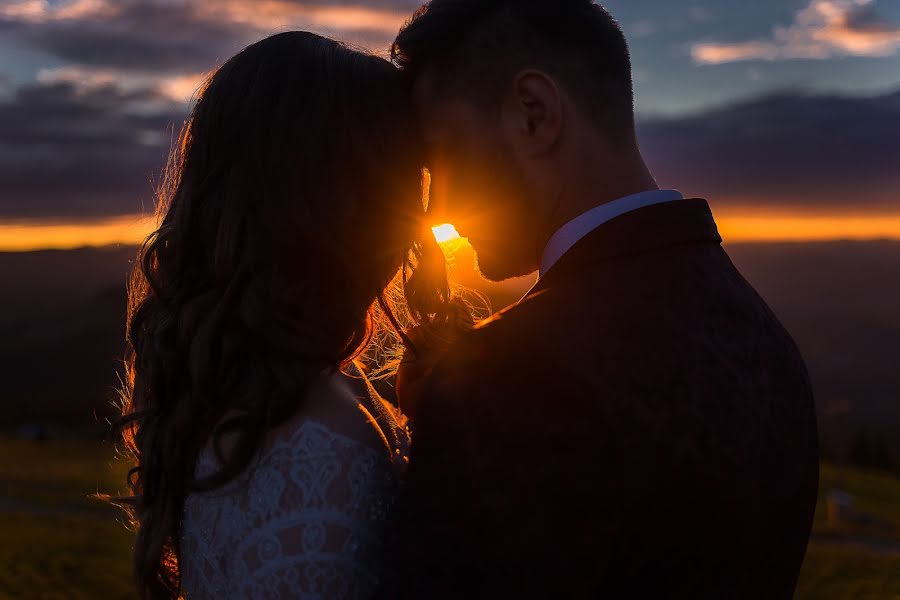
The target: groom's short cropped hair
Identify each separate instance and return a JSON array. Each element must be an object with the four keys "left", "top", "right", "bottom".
[{"left": 392, "top": 0, "right": 636, "bottom": 145}]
